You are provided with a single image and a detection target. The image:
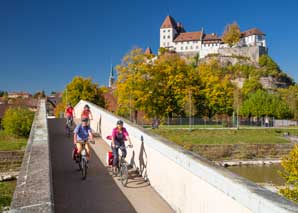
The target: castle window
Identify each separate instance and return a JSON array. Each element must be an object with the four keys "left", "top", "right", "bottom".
[
  {"left": 163, "top": 36, "right": 166, "bottom": 39},
  {"left": 168, "top": 29, "right": 170, "bottom": 32},
  {"left": 163, "top": 42, "right": 166, "bottom": 46},
  {"left": 163, "top": 30, "right": 166, "bottom": 33},
  {"left": 181, "top": 47, "right": 184, "bottom": 50},
  {"left": 190, "top": 46, "right": 193, "bottom": 49},
  {"left": 167, "top": 35, "right": 170, "bottom": 39},
  {"left": 185, "top": 46, "right": 188, "bottom": 50}
]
